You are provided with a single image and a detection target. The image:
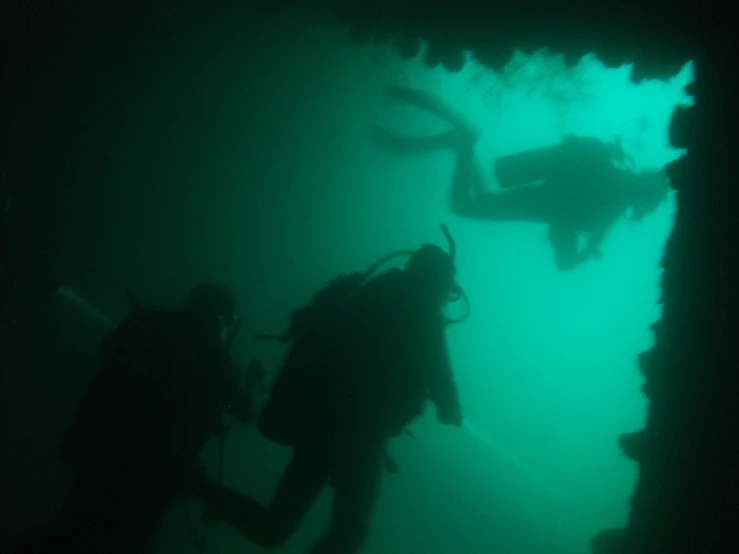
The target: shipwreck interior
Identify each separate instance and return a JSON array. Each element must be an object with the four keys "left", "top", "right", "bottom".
[{"left": 1, "top": 1, "right": 737, "bottom": 553}]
